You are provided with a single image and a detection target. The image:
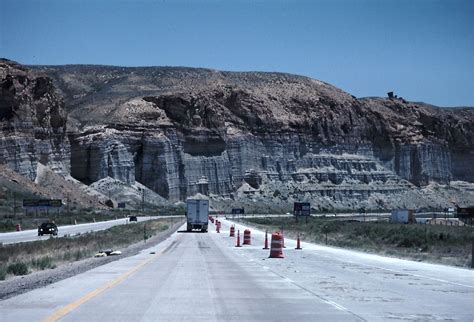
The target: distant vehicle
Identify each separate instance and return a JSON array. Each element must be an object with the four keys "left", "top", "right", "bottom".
[
  {"left": 38, "top": 223, "right": 58, "bottom": 236},
  {"left": 186, "top": 199, "right": 209, "bottom": 232},
  {"left": 129, "top": 215, "right": 138, "bottom": 222}
]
